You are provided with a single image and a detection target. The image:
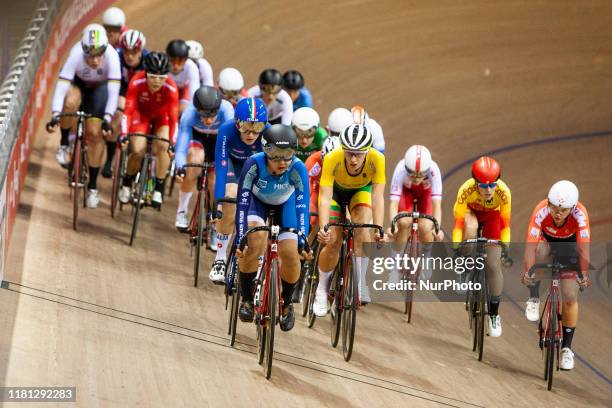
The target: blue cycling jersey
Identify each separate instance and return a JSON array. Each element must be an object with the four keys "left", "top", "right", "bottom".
[
  {"left": 292, "top": 87, "right": 313, "bottom": 110},
  {"left": 214, "top": 120, "right": 263, "bottom": 200},
  {"left": 236, "top": 153, "right": 309, "bottom": 244},
  {"left": 175, "top": 100, "right": 235, "bottom": 169}
]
